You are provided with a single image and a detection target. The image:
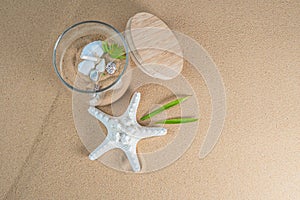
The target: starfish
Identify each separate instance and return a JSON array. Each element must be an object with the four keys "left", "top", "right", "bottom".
[{"left": 88, "top": 92, "right": 167, "bottom": 172}]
